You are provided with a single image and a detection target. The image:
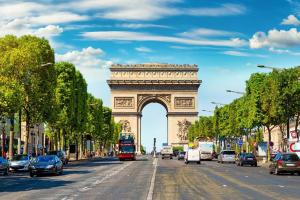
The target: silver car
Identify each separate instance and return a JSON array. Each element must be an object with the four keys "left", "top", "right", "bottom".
[
  {"left": 9, "top": 154, "right": 31, "bottom": 171},
  {"left": 218, "top": 150, "right": 236, "bottom": 163}
]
